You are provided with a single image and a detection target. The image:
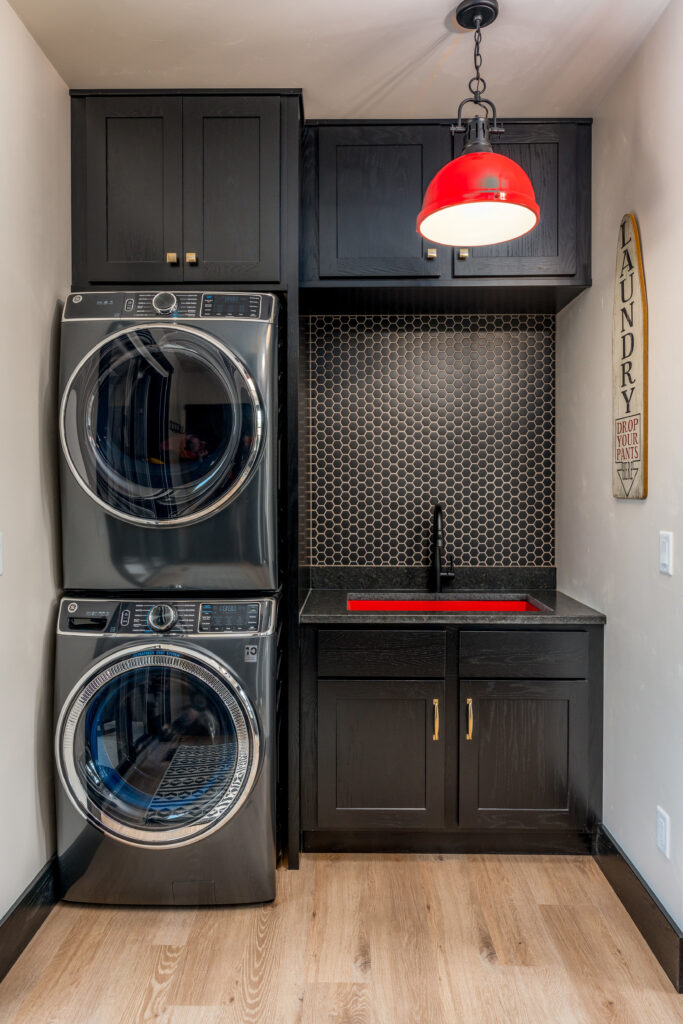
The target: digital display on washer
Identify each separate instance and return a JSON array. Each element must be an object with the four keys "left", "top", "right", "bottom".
[
  {"left": 199, "top": 603, "right": 260, "bottom": 632},
  {"left": 201, "top": 293, "right": 262, "bottom": 318},
  {"left": 64, "top": 292, "right": 125, "bottom": 319}
]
